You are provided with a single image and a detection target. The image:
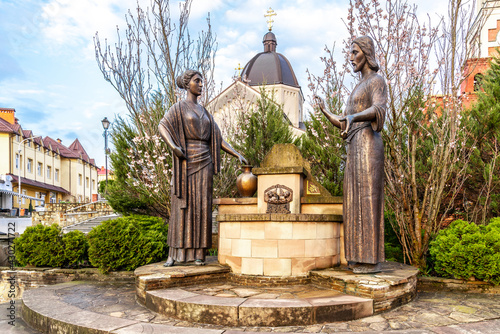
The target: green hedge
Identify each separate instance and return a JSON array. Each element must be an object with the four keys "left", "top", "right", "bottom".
[
  {"left": 87, "top": 215, "right": 168, "bottom": 273},
  {"left": 15, "top": 224, "right": 65, "bottom": 267},
  {"left": 429, "top": 219, "right": 500, "bottom": 285},
  {"left": 14, "top": 224, "right": 89, "bottom": 267},
  {"left": 63, "top": 231, "right": 89, "bottom": 267}
]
